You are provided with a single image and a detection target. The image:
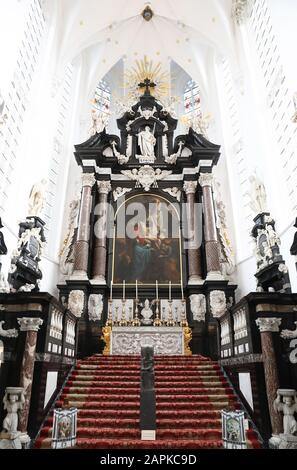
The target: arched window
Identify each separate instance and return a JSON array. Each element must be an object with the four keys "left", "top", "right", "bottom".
[
  {"left": 184, "top": 80, "right": 201, "bottom": 116},
  {"left": 93, "top": 79, "right": 111, "bottom": 116}
]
